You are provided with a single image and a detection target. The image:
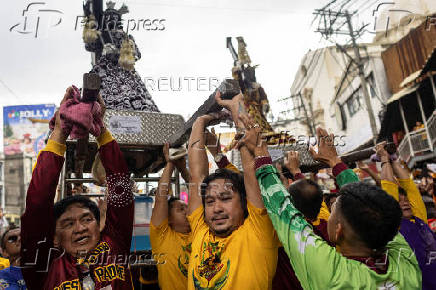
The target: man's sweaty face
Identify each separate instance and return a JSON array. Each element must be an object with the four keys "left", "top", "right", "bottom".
[
  {"left": 55, "top": 203, "right": 100, "bottom": 257},
  {"left": 204, "top": 178, "right": 244, "bottom": 237}
]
